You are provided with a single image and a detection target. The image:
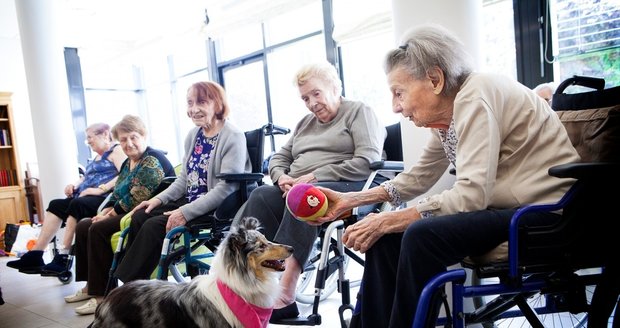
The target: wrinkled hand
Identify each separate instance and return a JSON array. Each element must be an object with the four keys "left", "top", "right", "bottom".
[
  {"left": 134, "top": 198, "right": 162, "bottom": 214},
  {"left": 78, "top": 187, "right": 102, "bottom": 197},
  {"left": 342, "top": 212, "right": 384, "bottom": 253},
  {"left": 306, "top": 187, "right": 353, "bottom": 226},
  {"left": 277, "top": 174, "right": 295, "bottom": 195},
  {"left": 165, "top": 209, "right": 187, "bottom": 232},
  {"left": 92, "top": 207, "right": 115, "bottom": 223},
  {"left": 64, "top": 184, "right": 75, "bottom": 197},
  {"left": 293, "top": 173, "right": 317, "bottom": 185}
]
